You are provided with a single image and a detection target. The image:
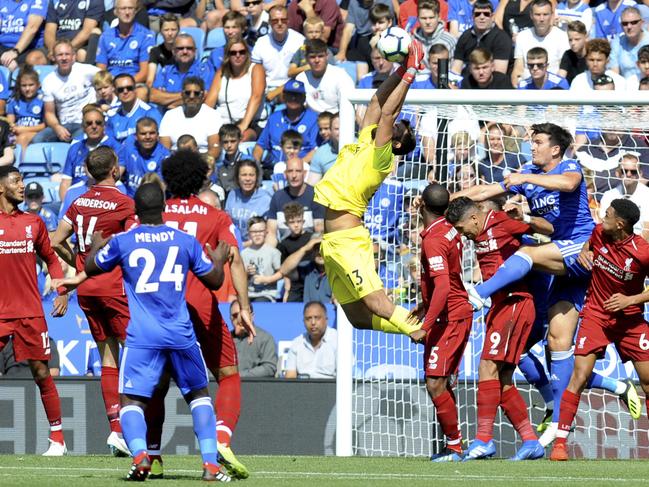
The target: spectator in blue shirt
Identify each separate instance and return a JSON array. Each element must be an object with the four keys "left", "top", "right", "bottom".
[
  {"left": 517, "top": 47, "right": 570, "bottom": 89},
  {"left": 225, "top": 159, "right": 273, "bottom": 246},
  {"left": 107, "top": 73, "right": 161, "bottom": 141},
  {"left": 96, "top": 0, "right": 155, "bottom": 89},
  {"left": 59, "top": 105, "right": 121, "bottom": 200},
  {"left": 358, "top": 47, "right": 395, "bottom": 89},
  {"left": 118, "top": 117, "right": 171, "bottom": 197},
  {"left": 591, "top": 0, "right": 637, "bottom": 41},
  {"left": 609, "top": 7, "right": 649, "bottom": 82},
  {"left": 307, "top": 113, "right": 339, "bottom": 185},
  {"left": 253, "top": 79, "right": 319, "bottom": 177},
  {"left": 0, "top": 65, "right": 8, "bottom": 116},
  {"left": 44, "top": 0, "right": 104, "bottom": 62},
  {"left": 0, "top": 0, "right": 47, "bottom": 71},
  {"left": 151, "top": 33, "right": 215, "bottom": 111},
  {"left": 6, "top": 65, "right": 46, "bottom": 153},
  {"left": 478, "top": 122, "right": 527, "bottom": 183}
]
